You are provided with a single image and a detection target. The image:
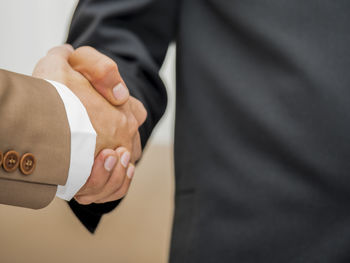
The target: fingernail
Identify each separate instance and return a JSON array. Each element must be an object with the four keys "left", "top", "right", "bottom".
[
  {"left": 104, "top": 156, "right": 117, "bottom": 171},
  {"left": 121, "top": 151, "right": 130, "bottom": 168},
  {"left": 127, "top": 165, "right": 135, "bottom": 179},
  {"left": 113, "top": 83, "right": 128, "bottom": 101}
]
